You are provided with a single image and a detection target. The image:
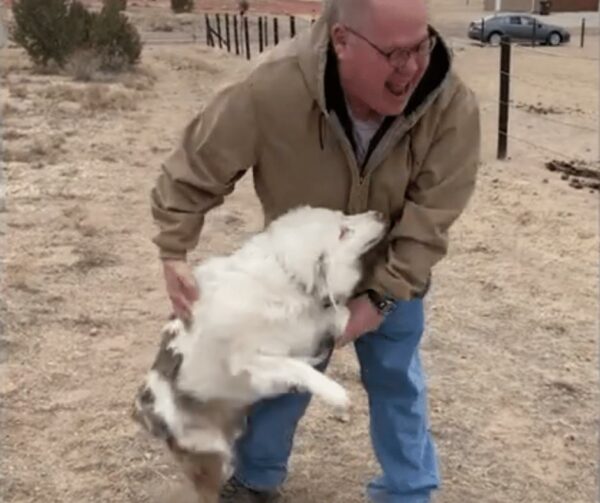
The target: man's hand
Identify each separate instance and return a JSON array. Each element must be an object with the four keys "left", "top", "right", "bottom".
[
  {"left": 162, "top": 259, "right": 199, "bottom": 321},
  {"left": 336, "top": 294, "right": 384, "bottom": 348}
]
